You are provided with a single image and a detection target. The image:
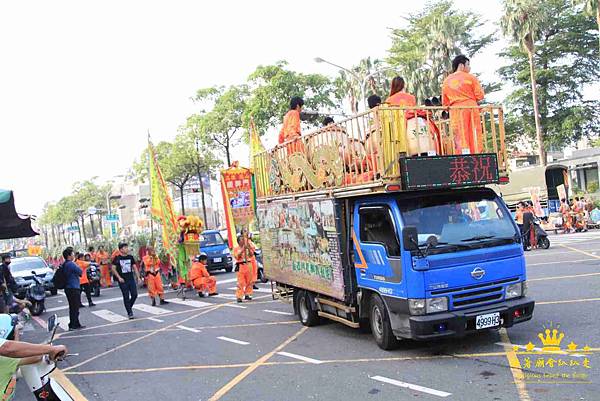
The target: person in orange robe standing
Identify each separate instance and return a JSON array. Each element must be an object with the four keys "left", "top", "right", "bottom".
[
  {"left": 233, "top": 235, "right": 254, "bottom": 303},
  {"left": 240, "top": 228, "right": 259, "bottom": 290},
  {"left": 95, "top": 245, "right": 112, "bottom": 287},
  {"left": 142, "top": 248, "right": 169, "bottom": 306},
  {"left": 189, "top": 254, "right": 218, "bottom": 297},
  {"left": 385, "top": 76, "right": 417, "bottom": 107},
  {"left": 75, "top": 253, "right": 95, "bottom": 307},
  {"left": 442, "top": 54, "right": 485, "bottom": 154},
  {"left": 279, "top": 97, "right": 304, "bottom": 155}
]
